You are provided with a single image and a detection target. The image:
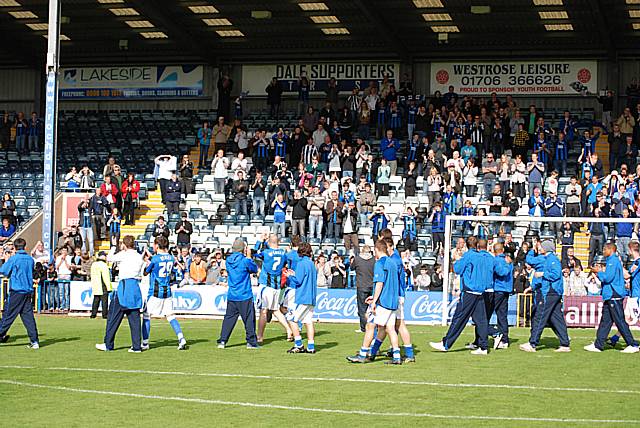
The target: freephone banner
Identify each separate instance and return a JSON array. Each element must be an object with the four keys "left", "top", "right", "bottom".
[
  {"left": 59, "top": 65, "right": 204, "bottom": 99},
  {"left": 241, "top": 63, "right": 400, "bottom": 95},
  {"left": 69, "top": 282, "right": 517, "bottom": 325},
  {"left": 430, "top": 61, "right": 598, "bottom": 96}
]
